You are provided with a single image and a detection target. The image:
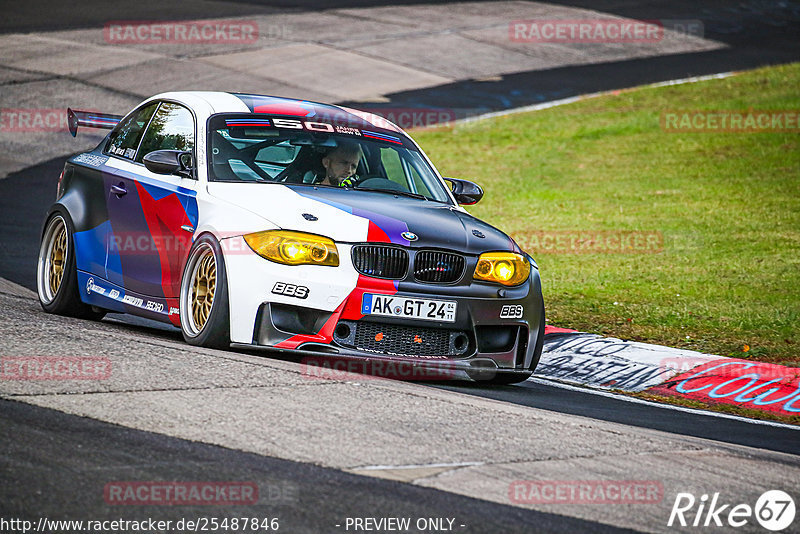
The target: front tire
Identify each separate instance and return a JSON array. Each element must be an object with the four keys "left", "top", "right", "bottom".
[
  {"left": 180, "top": 234, "right": 230, "bottom": 349},
  {"left": 37, "top": 209, "right": 105, "bottom": 320}
]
